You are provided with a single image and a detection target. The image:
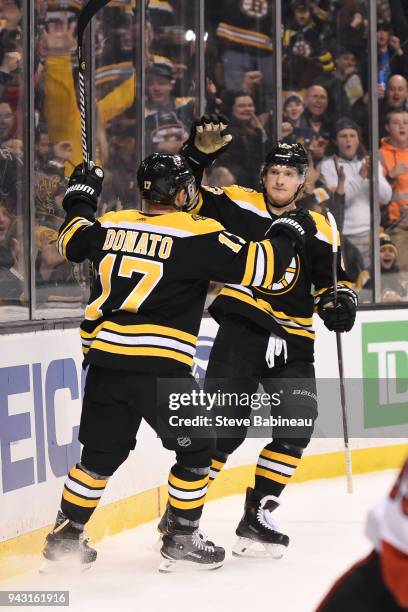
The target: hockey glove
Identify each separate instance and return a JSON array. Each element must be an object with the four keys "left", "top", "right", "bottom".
[
  {"left": 268, "top": 207, "right": 317, "bottom": 250},
  {"left": 62, "top": 163, "right": 104, "bottom": 213},
  {"left": 317, "top": 286, "right": 358, "bottom": 332},
  {"left": 180, "top": 114, "right": 232, "bottom": 170}
]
